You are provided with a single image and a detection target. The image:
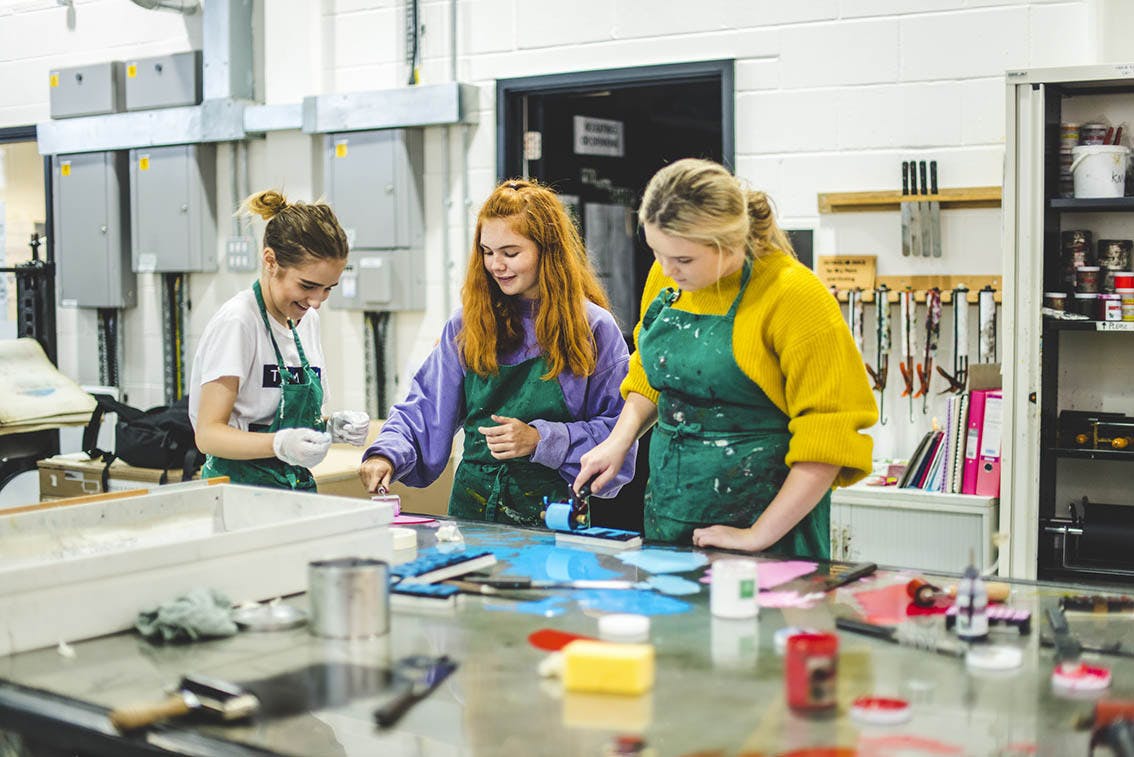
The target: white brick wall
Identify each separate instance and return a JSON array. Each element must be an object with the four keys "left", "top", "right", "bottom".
[{"left": 0, "top": 0, "right": 1111, "bottom": 451}]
